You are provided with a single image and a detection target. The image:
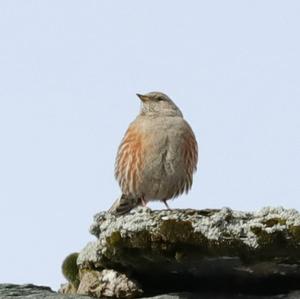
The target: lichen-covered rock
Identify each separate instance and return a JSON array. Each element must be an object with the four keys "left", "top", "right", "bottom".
[
  {"left": 77, "top": 269, "right": 142, "bottom": 298},
  {"left": 2, "top": 284, "right": 300, "bottom": 298},
  {"left": 0, "top": 284, "right": 55, "bottom": 298},
  {"left": 77, "top": 206, "right": 300, "bottom": 296},
  {"left": 59, "top": 282, "right": 77, "bottom": 295},
  {"left": 140, "top": 293, "right": 300, "bottom": 299},
  {"left": 0, "top": 283, "right": 93, "bottom": 298}
]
